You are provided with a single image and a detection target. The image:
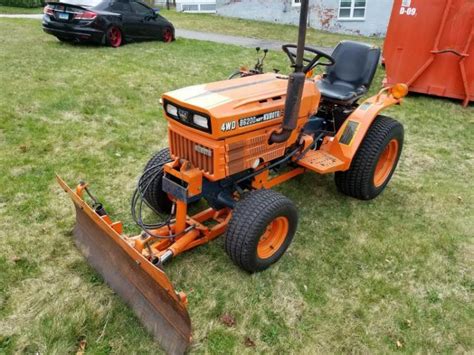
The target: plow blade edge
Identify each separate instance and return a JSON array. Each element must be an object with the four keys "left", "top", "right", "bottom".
[{"left": 57, "top": 176, "right": 191, "bottom": 355}]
